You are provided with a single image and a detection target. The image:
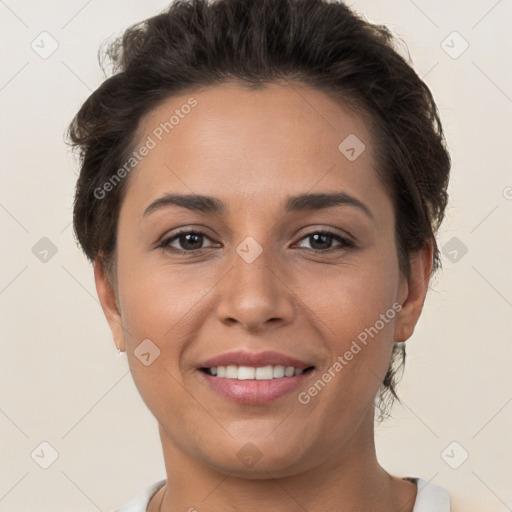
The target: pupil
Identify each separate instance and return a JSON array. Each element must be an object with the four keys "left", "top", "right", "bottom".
[
  {"left": 311, "top": 233, "right": 330, "bottom": 250},
  {"left": 181, "top": 233, "right": 202, "bottom": 250}
]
